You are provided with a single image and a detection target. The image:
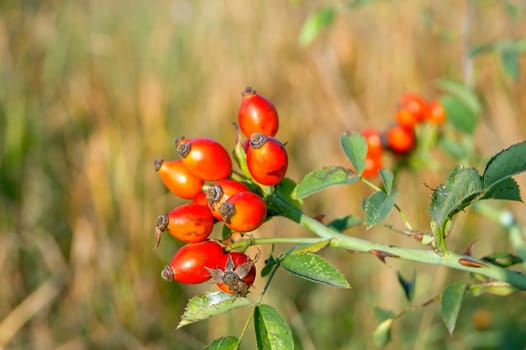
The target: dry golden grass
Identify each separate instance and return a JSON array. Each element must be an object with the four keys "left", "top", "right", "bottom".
[{"left": 0, "top": 1, "right": 525, "bottom": 349}]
